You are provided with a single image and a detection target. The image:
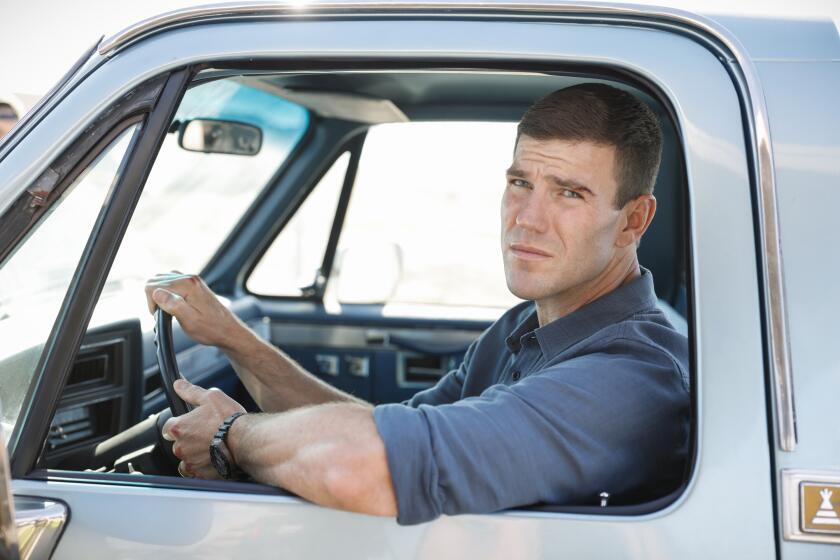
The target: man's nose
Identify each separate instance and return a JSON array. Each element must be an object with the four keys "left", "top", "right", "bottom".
[{"left": 514, "top": 189, "right": 549, "bottom": 233}]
